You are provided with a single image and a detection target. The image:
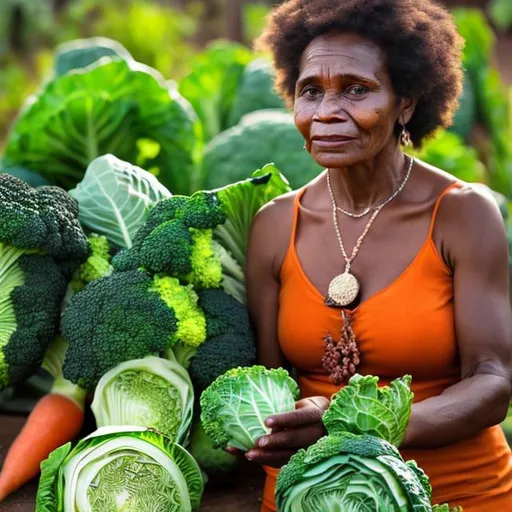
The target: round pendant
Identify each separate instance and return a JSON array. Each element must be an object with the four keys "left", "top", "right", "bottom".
[{"left": 326, "top": 272, "right": 360, "bottom": 307}]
